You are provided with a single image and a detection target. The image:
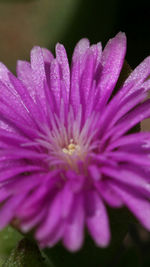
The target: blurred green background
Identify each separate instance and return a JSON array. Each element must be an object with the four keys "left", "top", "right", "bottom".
[
  {"left": 0, "top": 0, "right": 149, "bottom": 71},
  {"left": 0, "top": 0, "right": 150, "bottom": 266}
]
